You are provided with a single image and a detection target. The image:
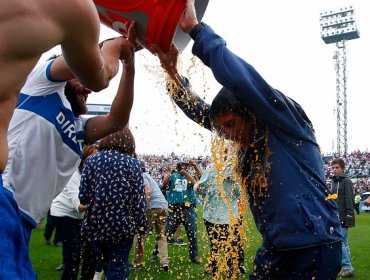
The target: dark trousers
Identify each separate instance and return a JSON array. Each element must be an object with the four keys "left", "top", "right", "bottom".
[
  {"left": 251, "top": 241, "right": 342, "bottom": 280},
  {"left": 95, "top": 238, "right": 134, "bottom": 280},
  {"left": 80, "top": 241, "right": 99, "bottom": 280},
  {"left": 165, "top": 204, "right": 198, "bottom": 259},
  {"left": 53, "top": 216, "right": 82, "bottom": 280},
  {"left": 204, "top": 219, "right": 244, "bottom": 277},
  {"left": 44, "top": 210, "right": 61, "bottom": 244},
  {"left": 355, "top": 203, "right": 360, "bottom": 215}
]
